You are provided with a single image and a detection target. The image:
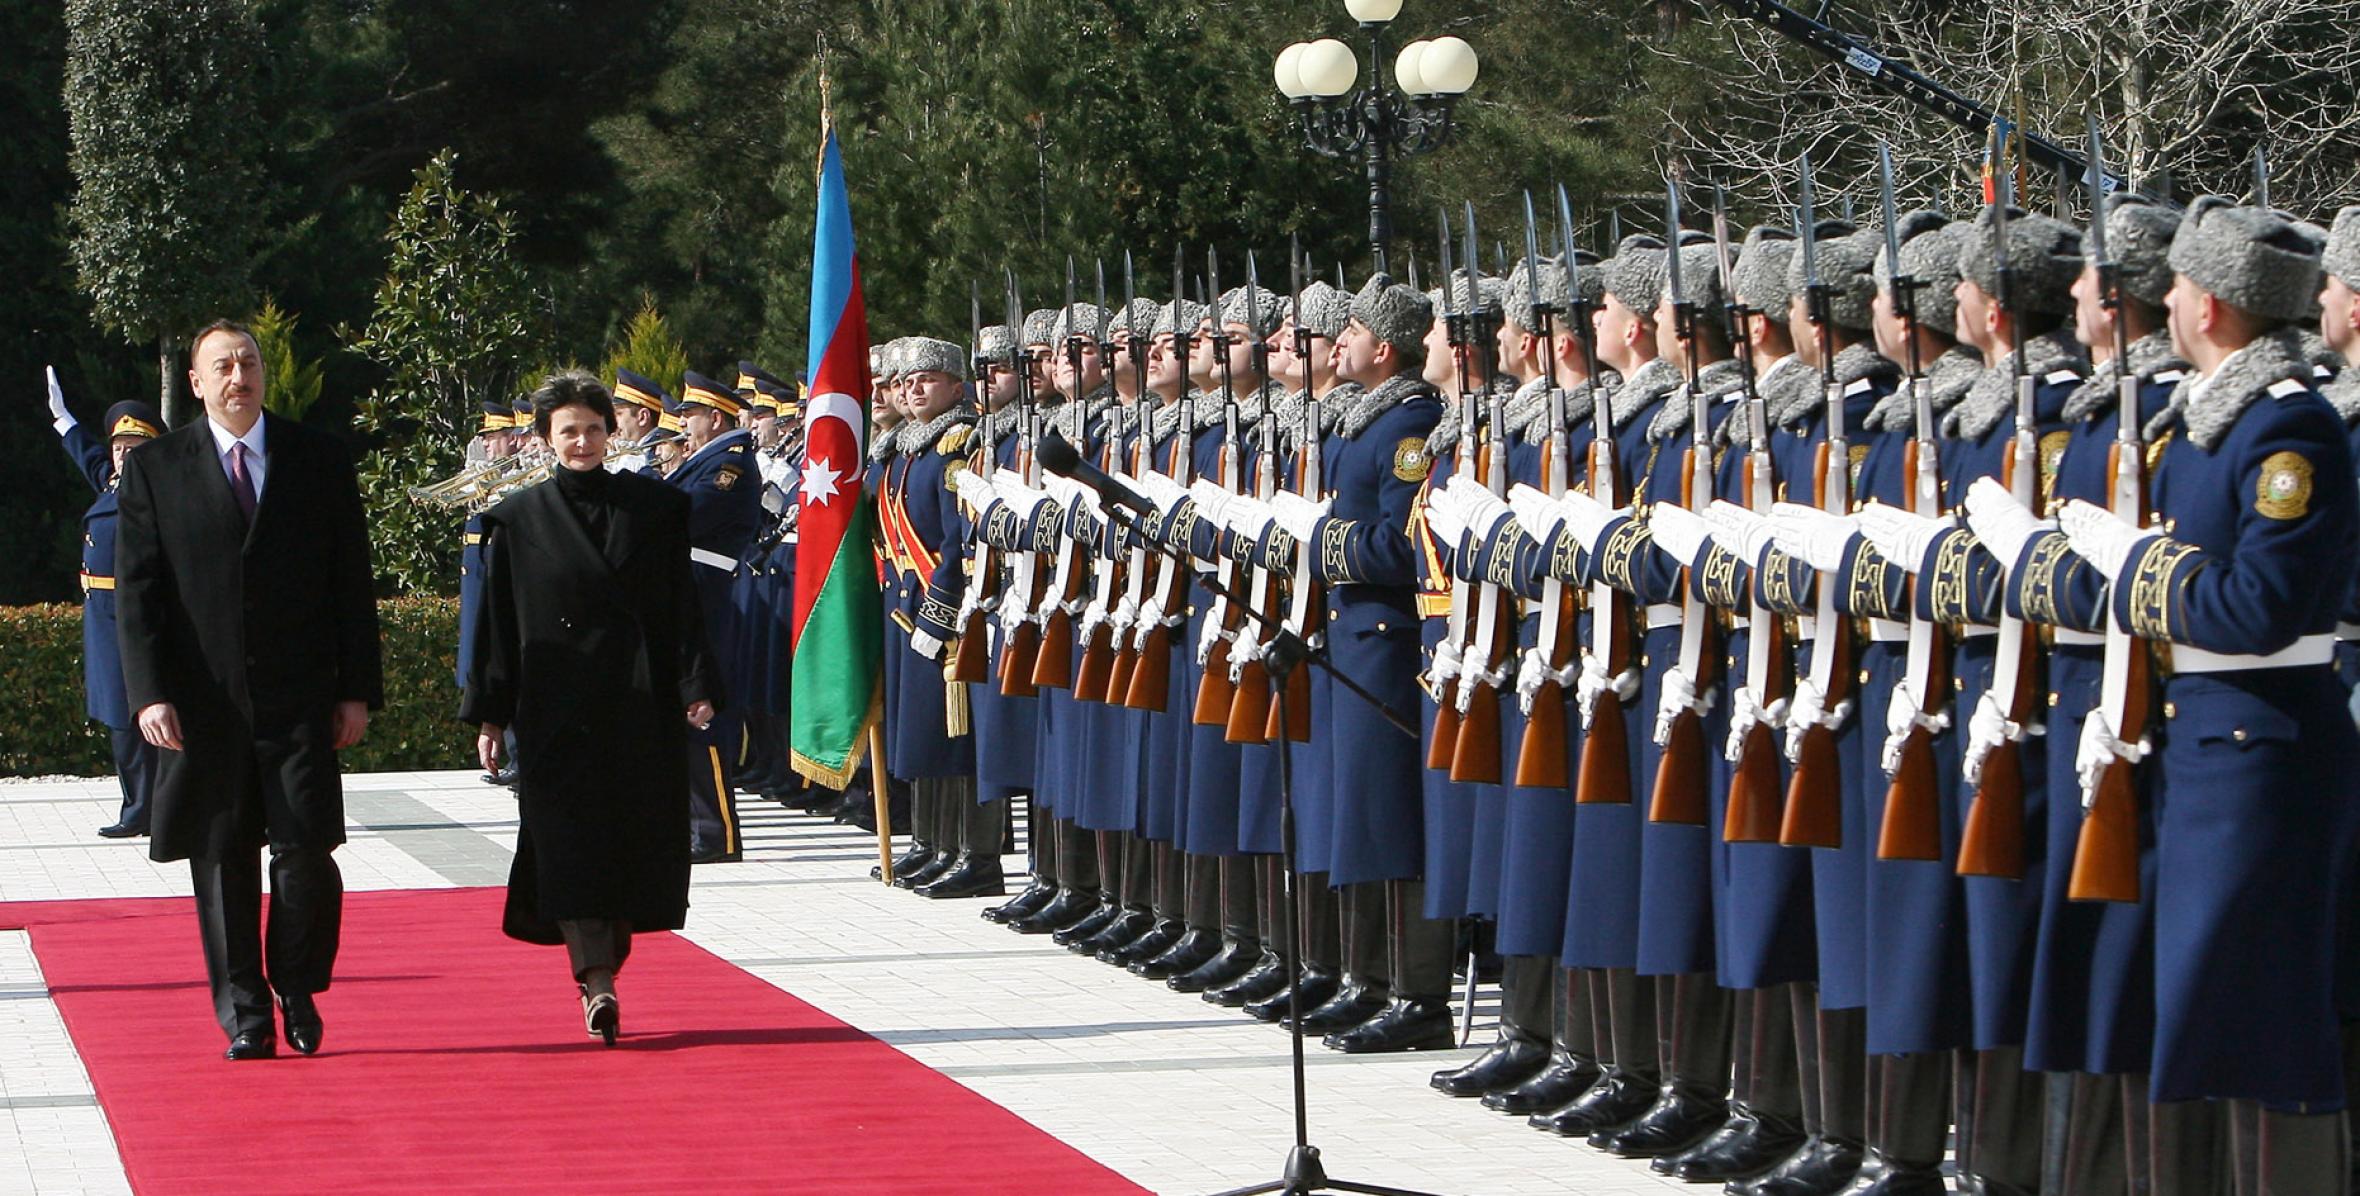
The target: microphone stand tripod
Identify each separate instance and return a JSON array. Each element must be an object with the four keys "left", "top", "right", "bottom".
[{"left": 1066, "top": 478, "right": 1435, "bottom": 1196}]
